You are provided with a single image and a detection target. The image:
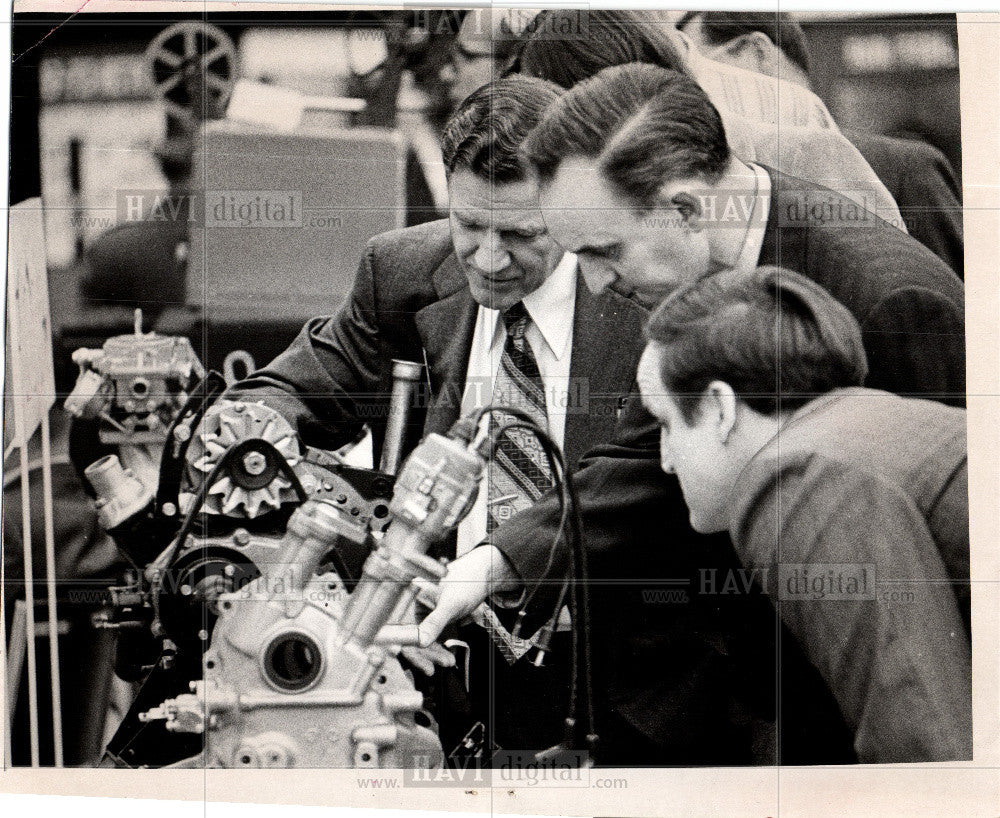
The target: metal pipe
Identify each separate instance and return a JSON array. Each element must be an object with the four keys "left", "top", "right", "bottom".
[{"left": 378, "top": 359, "right": 423, "bottom": 475}]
